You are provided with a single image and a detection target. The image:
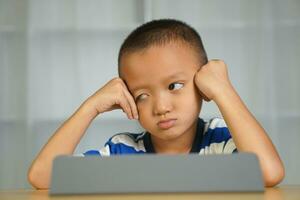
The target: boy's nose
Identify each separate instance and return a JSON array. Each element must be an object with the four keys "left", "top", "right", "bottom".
[{"left": 153, "top": 95, "right": 173, "bottom": 116}]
